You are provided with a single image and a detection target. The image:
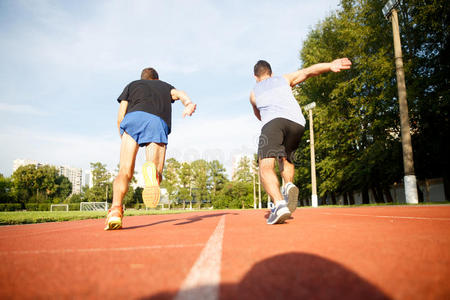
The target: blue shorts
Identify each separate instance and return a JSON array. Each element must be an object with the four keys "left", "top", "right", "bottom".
[{"left": 120, "top": 111, "right": 169, "bottom": 147}]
